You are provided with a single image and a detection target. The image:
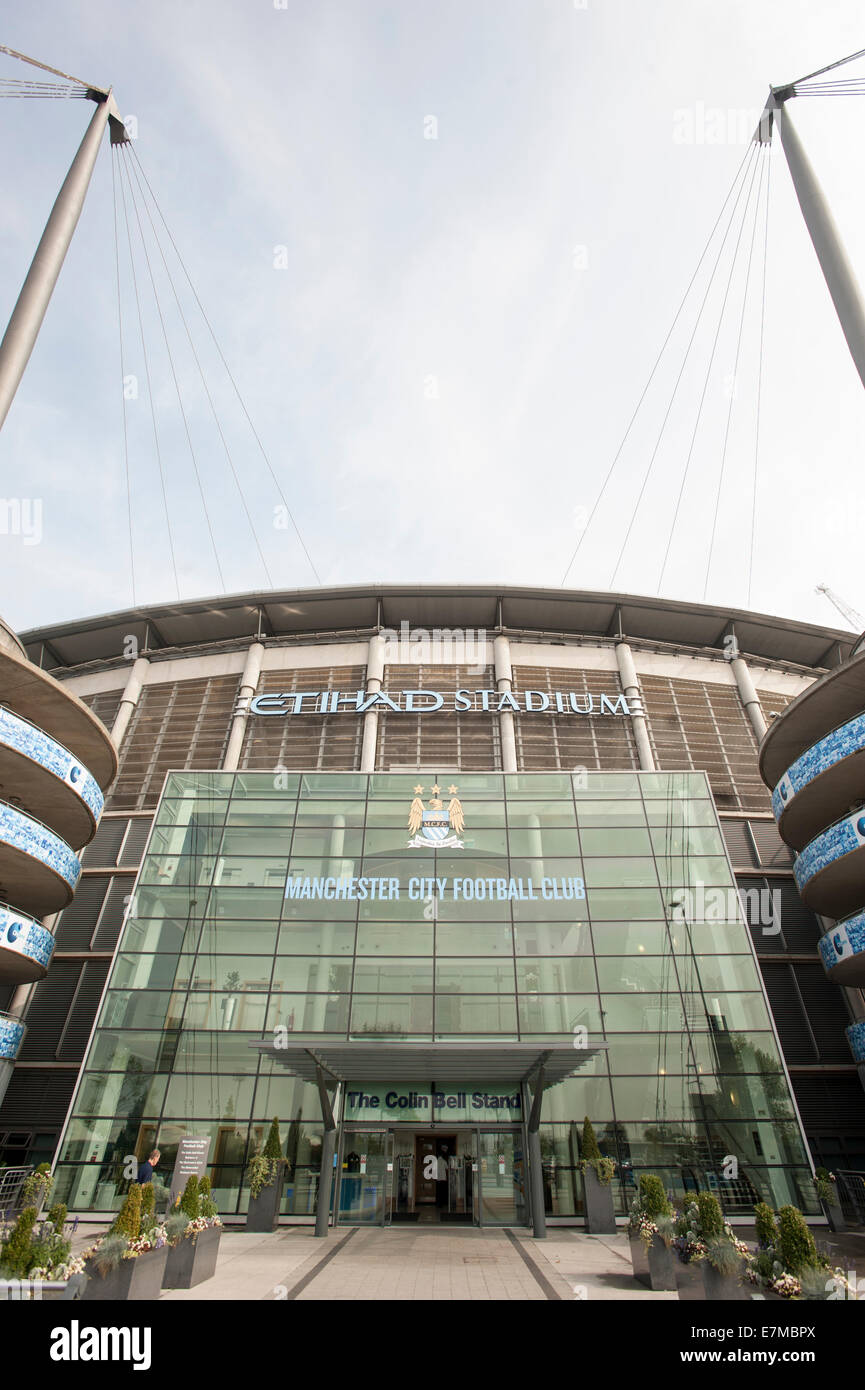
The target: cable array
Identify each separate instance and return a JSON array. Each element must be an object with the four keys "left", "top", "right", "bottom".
[{"left": 109, "top": 142, "right": 321, "bottom": 601}]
